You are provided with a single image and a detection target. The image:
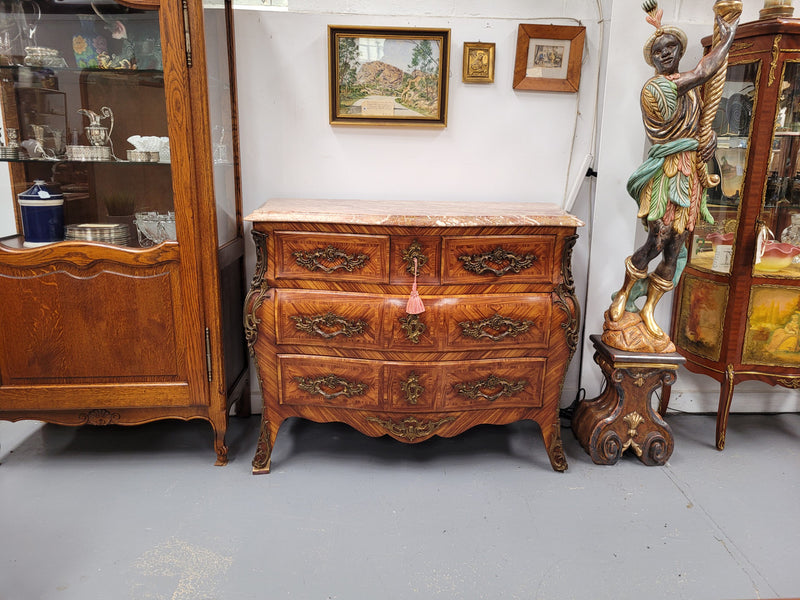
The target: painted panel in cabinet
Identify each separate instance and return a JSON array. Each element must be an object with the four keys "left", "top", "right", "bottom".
[
  {"left": 675, "top": 274, "right": 729, "bottom": 361},
  {"left": 743, "top": 285, "right": 800, "bottom": 367}
]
